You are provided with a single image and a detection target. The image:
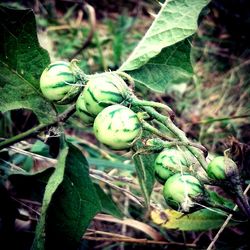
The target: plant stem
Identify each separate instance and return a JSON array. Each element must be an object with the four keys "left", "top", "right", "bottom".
[
  {"left": 143, "top": 106, "right": 208, "bottom": 170},
  {"left": 153, "top": 119, "right": 176, "bottom": 136},
  {"left": 160, "top": 140, "right": 208, "bottom": 154},
  {"left": 132, "top": 98, "right": 175, "bottom": 120},
  {"left": 233, "top": 185, "right": 250, "bottom": 218},
  {"left": 205, "top": 201, "right": 242, "bottom": 218},
  {"left": 115, "top": 71, "right": 135, "bottom": 89},
  {"left": 0, "top": 104, "right": 76, "bottom": 150},
  {"left": 145, "top": 129, "right": 208, "bottom": 156},
  {"left": 140, "top": 120, "right": 174, "bottom": 141}
]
